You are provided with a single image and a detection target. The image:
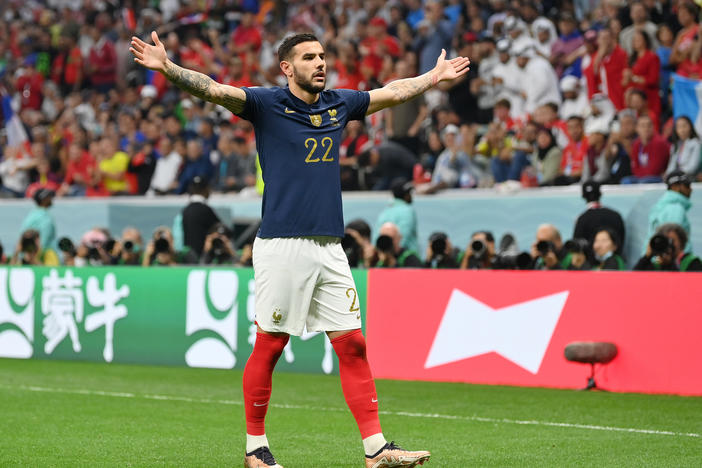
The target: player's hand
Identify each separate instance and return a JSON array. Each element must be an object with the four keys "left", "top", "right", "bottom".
[
  {"left": 130, "top": 31, "right": 168, "bottom": 73},
  {"left": 431, "top": 49, "right": 470, "bottom": 84}
]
